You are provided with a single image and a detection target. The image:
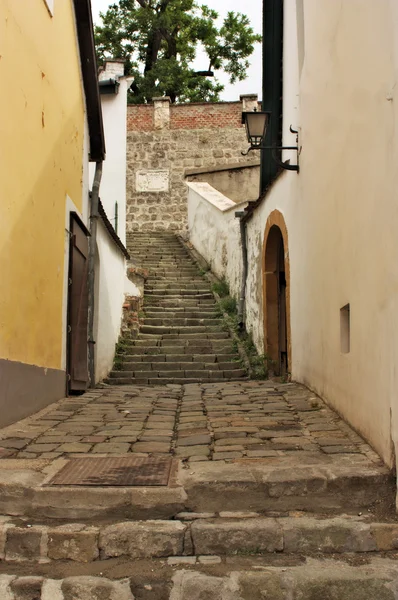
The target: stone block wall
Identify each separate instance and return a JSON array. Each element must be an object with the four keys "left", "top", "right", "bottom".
[{"left": 126, "top": 95, "right": 260, "bottom": 232}]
